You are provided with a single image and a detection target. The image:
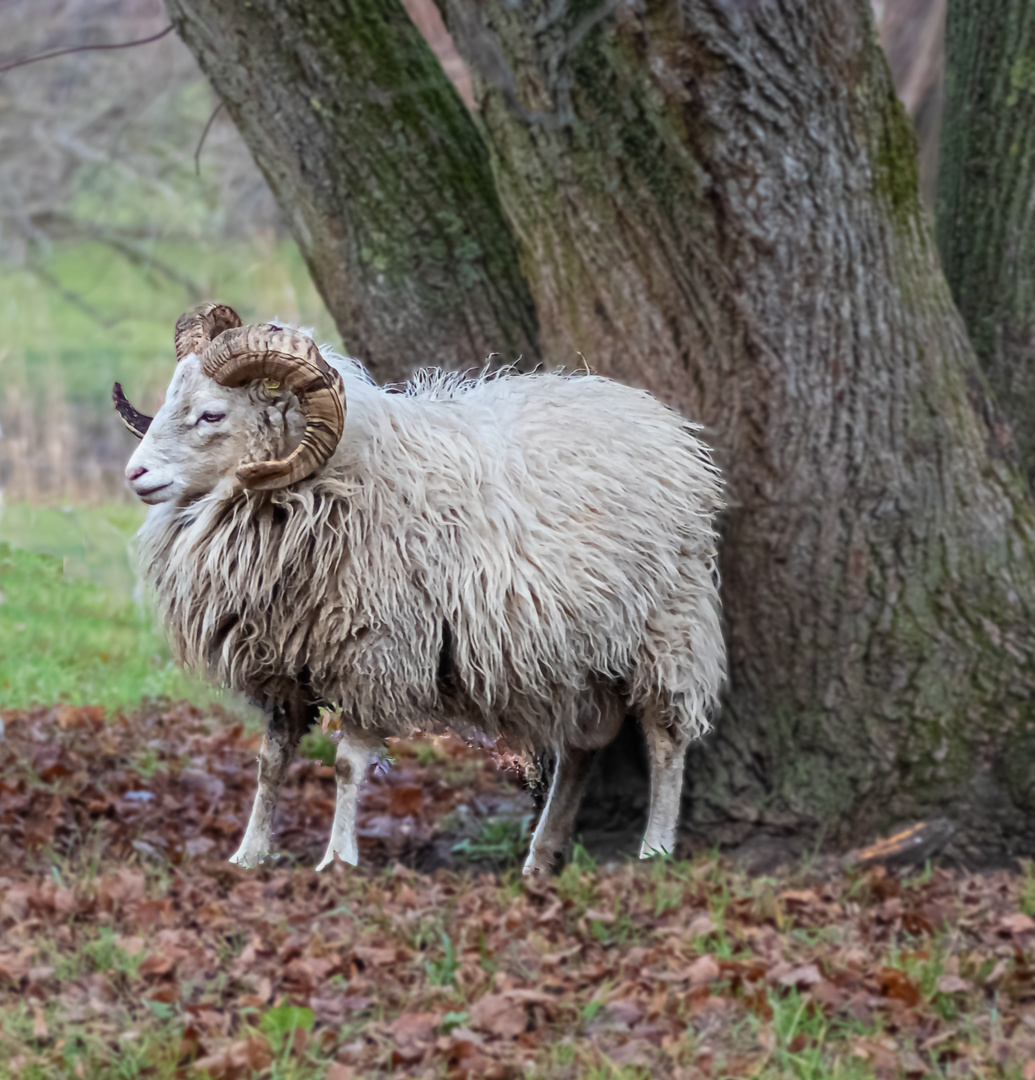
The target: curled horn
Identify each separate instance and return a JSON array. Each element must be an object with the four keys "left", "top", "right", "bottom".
[
  {"left": 174, "top": 302, "right": 242, "bottom": 362},
  {"left": 112, "top": 381, "right": 152, "bottom": 440},
  {"left": 111, "top": 303, "right": 242, "bottom": 439},
  {"left": 200, "top": 324, "right": 346, "bottom": 491}
]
